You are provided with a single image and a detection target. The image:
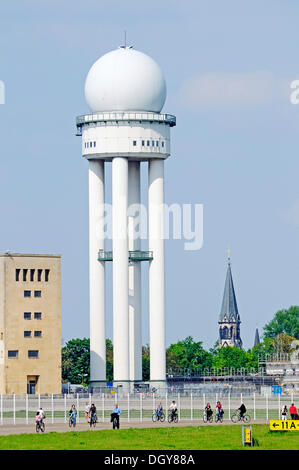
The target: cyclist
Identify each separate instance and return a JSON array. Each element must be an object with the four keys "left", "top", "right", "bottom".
[
  {"left": 156, "top": 402, "right": 163, "bottom": 420},
  {"left": 111, "top": 404, "right": 122, "bottom": 429},
  {"left": 237, "top": 403, "right": 246, "bottom": 420},
  {"left": 89, "top": 403, "right": 97, "bottom": 425},
  {"left": 205, "top": 402, "right": 213, "bottom": 421},
  {"left": 37, "top": 407, "right": 46, "bottom": 426},
  {"left": 169, "top": 400, "right": 178, "bottom": 421},
  {"left": 215, "top": 401, "right": 224, "bottom": 420},
  {"left": 35, "top": 411, "right": 43, "bottom": 428},
  {"left": 68, "top": 404, "right": 77, "bottom": 426}
]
